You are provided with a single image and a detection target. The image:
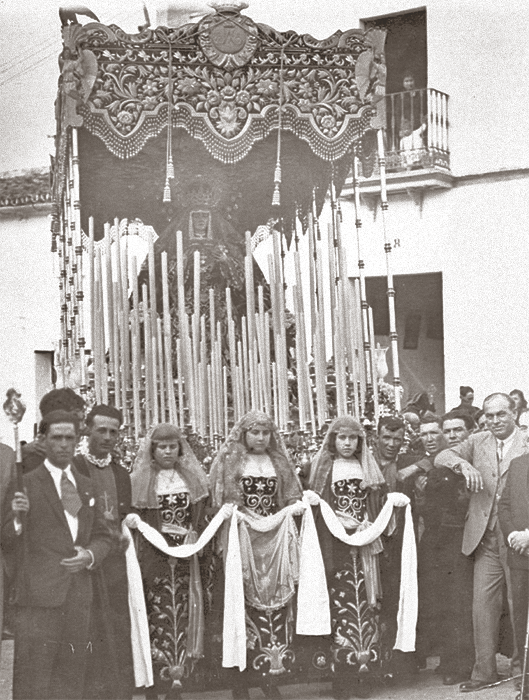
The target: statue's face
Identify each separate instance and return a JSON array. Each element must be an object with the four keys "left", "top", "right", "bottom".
[{"left": 191, "top": 211, "right": 209, "bottom": 238}]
